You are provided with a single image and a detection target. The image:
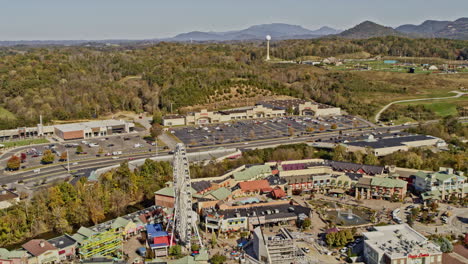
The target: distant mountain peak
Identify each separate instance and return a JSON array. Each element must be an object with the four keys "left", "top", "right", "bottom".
[
  {"left": 339, "top": 21, "right": 403, "bottom": 39},
  {"left": 395, "top": 17, "right": 468, "bottom": 39},
  {"left": 455, "top": 17, "right": 468, "bottom": 23},
  {"left": 169, "top": 23, "right": 340, "bottom": 41}
]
